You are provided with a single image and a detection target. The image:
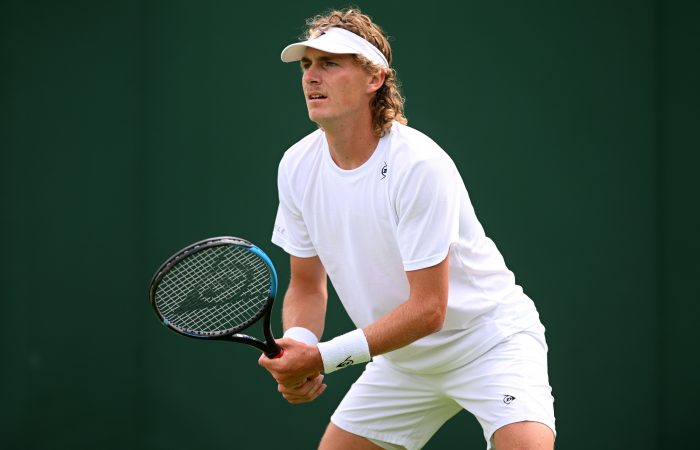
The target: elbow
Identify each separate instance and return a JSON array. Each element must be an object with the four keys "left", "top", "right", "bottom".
[{"left": 423, "top": 301, "right": 447, "bottom": 335}]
